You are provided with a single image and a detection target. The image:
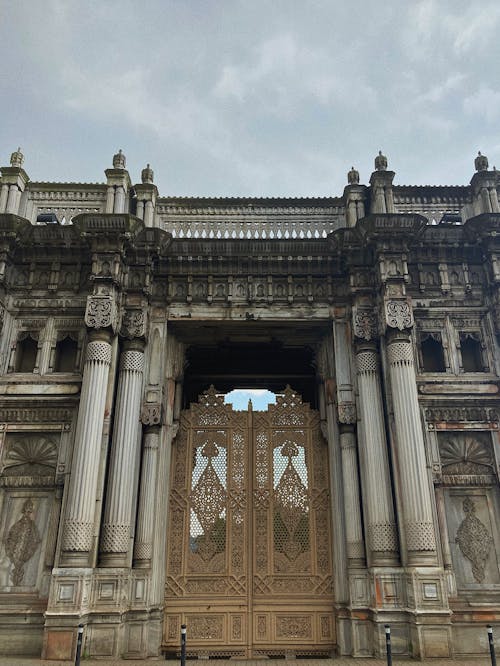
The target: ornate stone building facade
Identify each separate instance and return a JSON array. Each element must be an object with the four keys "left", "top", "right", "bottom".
[{"left": 0, "top": 147, "right": 499, "bottom": 660}]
